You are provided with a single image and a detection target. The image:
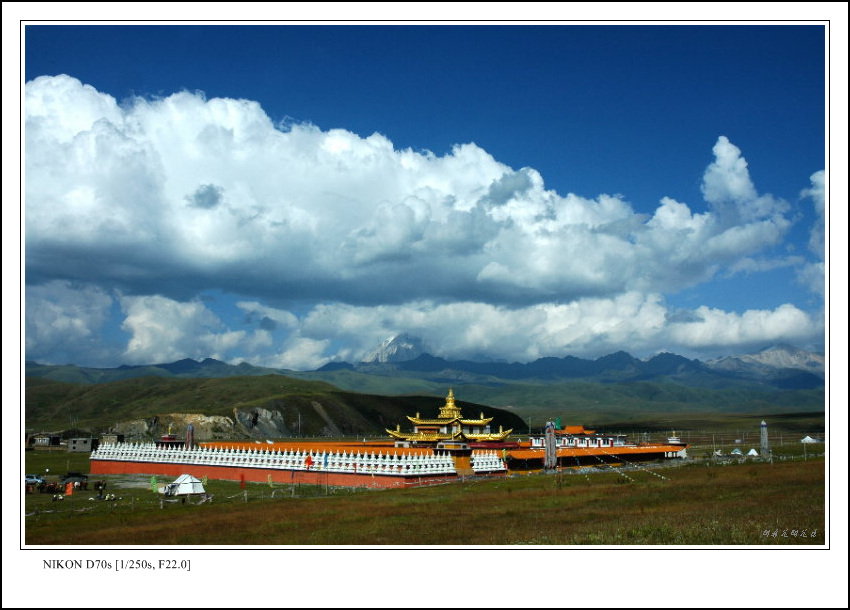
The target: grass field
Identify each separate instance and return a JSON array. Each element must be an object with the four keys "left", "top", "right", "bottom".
[{"left": 23, "top": 450, "right": 825, "bottom": 546}]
